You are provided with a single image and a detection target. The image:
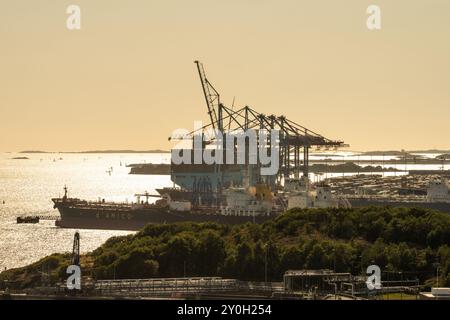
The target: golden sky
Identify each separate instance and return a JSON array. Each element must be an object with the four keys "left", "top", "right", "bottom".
[{"left": 0, "top": 0, "right": 449, "bottom": 152}]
